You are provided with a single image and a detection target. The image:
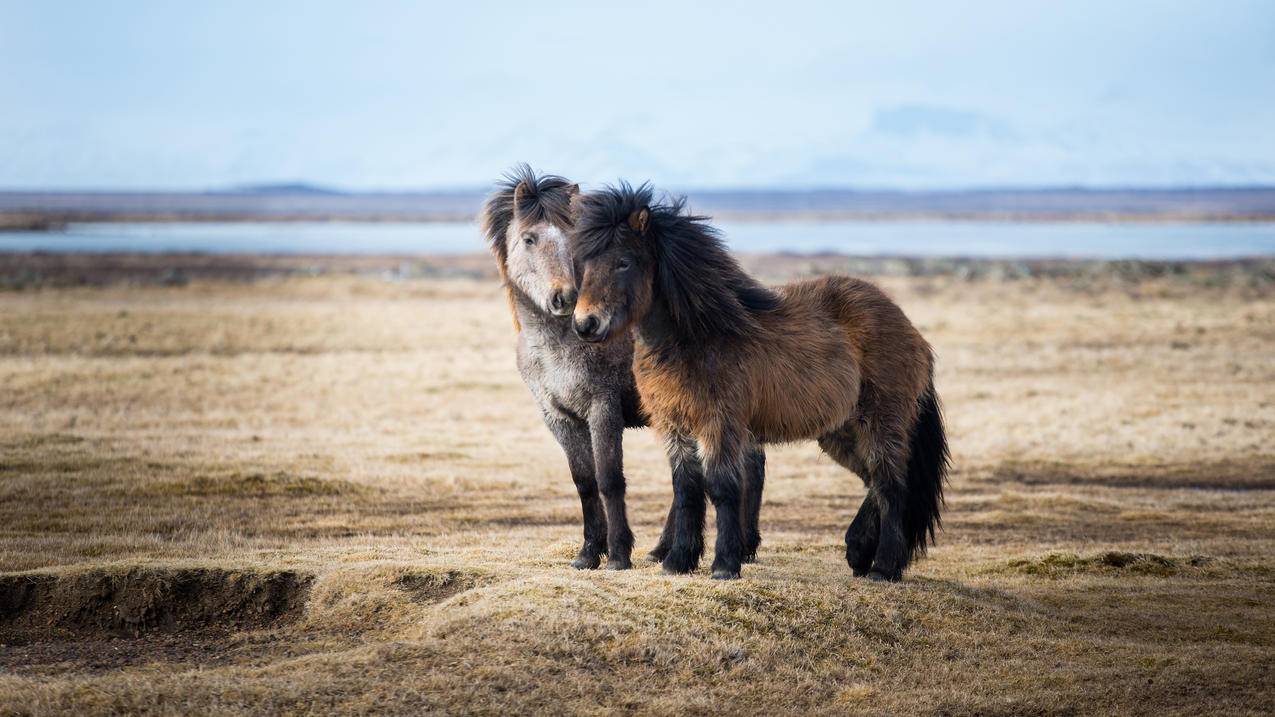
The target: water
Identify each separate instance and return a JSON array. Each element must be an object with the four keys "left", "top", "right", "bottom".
[{"left": 2, "top": 220, "right": 1274, "bottom": 259}]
